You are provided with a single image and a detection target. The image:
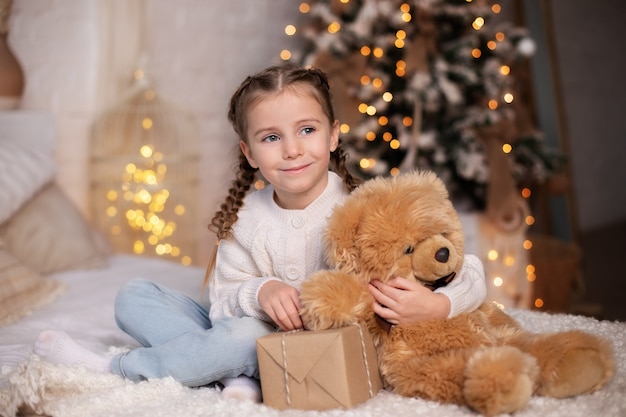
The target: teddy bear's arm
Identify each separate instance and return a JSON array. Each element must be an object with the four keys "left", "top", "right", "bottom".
[{"left": 300, "top": 270, "right": 372, "bottom": 331}]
